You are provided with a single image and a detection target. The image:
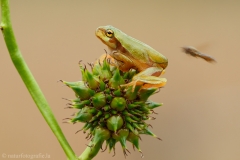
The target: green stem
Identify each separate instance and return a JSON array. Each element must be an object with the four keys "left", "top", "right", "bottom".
[
  {"left": 79, "top": 141, "right": 102, "bottom": 160},
  {"left": 0, "top": 1, "right": 76, "bottom": 159}
]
